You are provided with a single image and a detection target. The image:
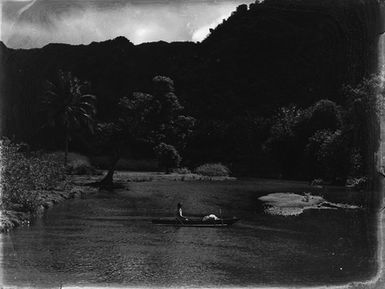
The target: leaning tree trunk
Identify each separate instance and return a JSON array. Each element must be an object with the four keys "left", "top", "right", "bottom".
[{"left": 99, "top": 149, "right": 120, "bottom": 190}]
